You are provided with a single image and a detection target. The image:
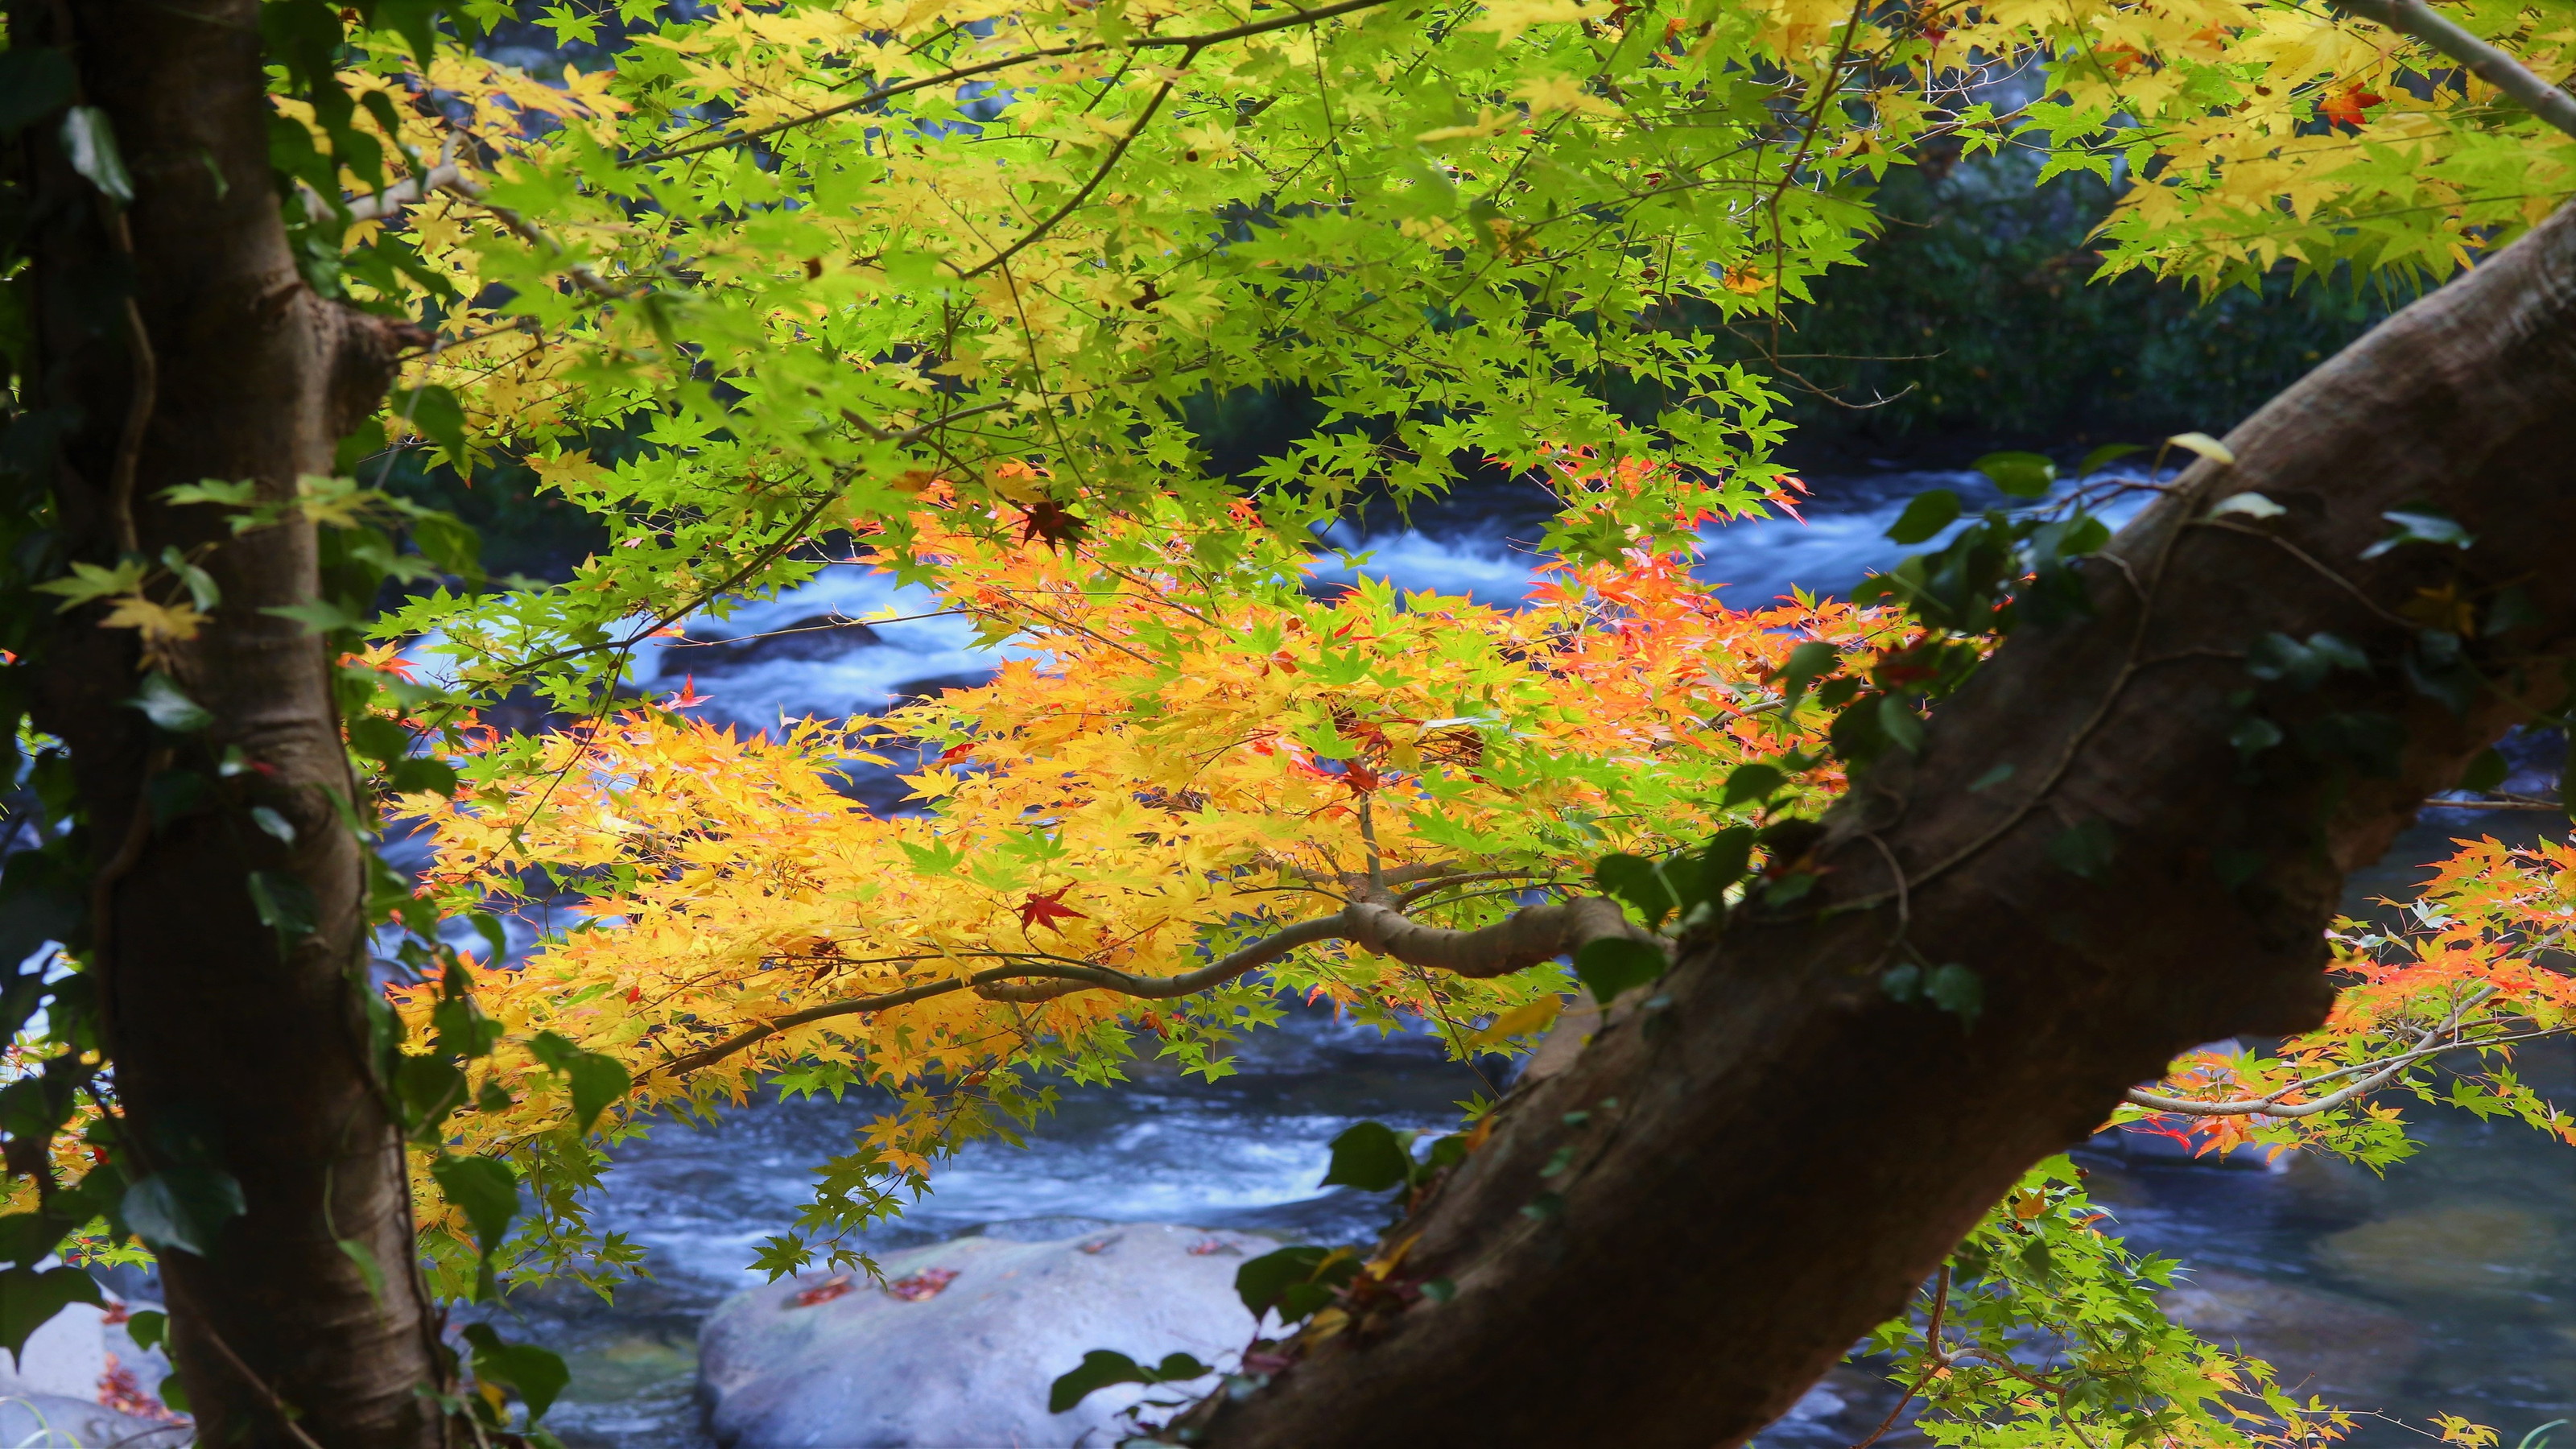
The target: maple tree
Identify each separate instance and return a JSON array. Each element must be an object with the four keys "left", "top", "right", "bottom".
[{"left": 5, "top": 0, "right": 2576, "bottom": 1443}]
